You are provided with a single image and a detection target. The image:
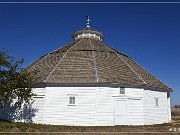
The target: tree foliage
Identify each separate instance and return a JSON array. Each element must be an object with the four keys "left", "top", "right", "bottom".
[
  {"left": 174, "top": 105, "right": 180, "bottom": 109},
  {"left": 0, "top": 50, "right": 35, "bottom": 121}
]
